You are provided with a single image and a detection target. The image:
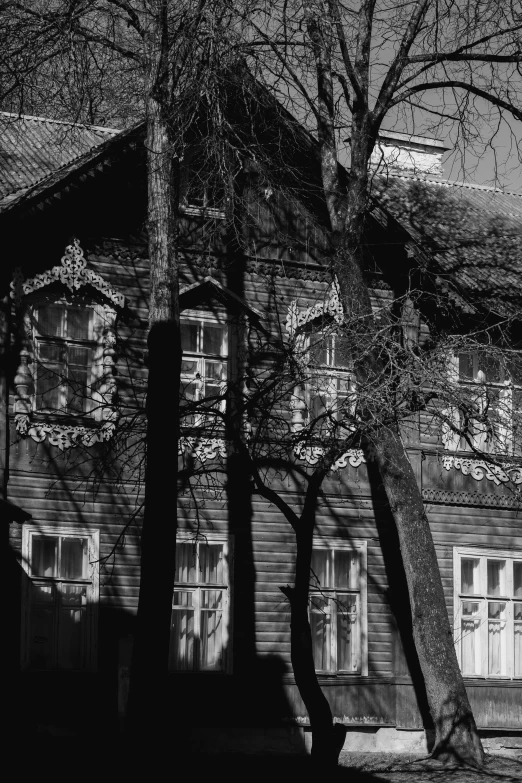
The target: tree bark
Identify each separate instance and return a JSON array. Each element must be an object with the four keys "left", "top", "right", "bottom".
[{"left": 127, "top": 0, "right": 180, "bottom": 741}]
